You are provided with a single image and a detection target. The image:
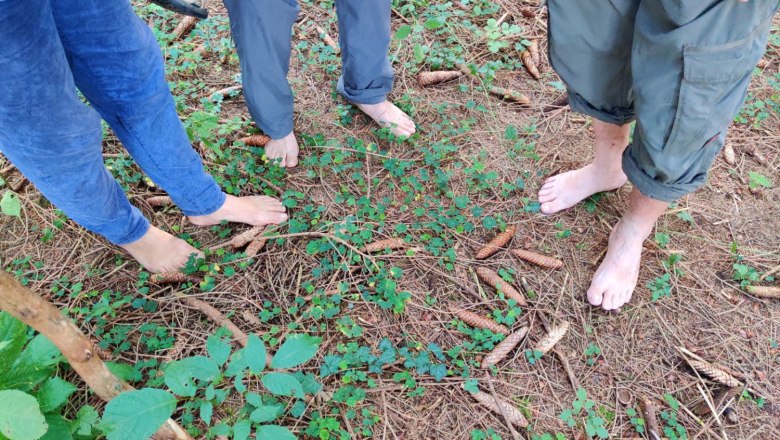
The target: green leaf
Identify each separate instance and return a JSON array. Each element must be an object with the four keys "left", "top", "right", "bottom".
[
  {"left": 39, "top": 414, "right": 72, "bottom": 440},
  {"left": 394, "top": 25, "right": 412, "bottom": 40},
  {"left": 423, "top": 18, "right": 443, "bottom": 30},
  {"left": 232, "top": 420, "right": 251, "bottom": 440},
  {"left": 105, "top": 362, "right": 134, "bottom": 382},
  {"left": 270, "top": 334, "right": 321, "bottom": 369},
  {"left": 200, "top": 401, "right": 213, "bottom": 426},
  {"left": 0, "top": 334, "right": 62, "bottom": 391},
  {"left": 0, "top": 390, "right": 48, "bottom": 440},
  {"left": 207, "top": 334, "right": 231, "bottom": 366},
  {"left": 164, "top": 356, "right": 219, "bottom": 397},
  {"left": 249, "top": 405, "right": 282, "bottom": 424},
  {"left": 748, "top": 171, "right": 773, "bottom": 189},
  {"left": 255, "top": 425, "right": 296, "bottom": 440},
  {"left": 0, "top": 191, "right": 21, "bottom": 217},
  {"left": 36, "top": 377, "right": 77, "bottom": 413},
  {"left": 72, "top": 405, "right": 99, "bottom": 436},
  {"left": 0, "top": 312, "right": 27, "bottom": 369},
  {"left": 261, "top": 372, "right": 304, "bottom": 398},
  {"left": 99, "top": 389, "right": 176, "bottom": 440},
  {"left": 245, "top": 334, "right": 267, "bottom": 374}
]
